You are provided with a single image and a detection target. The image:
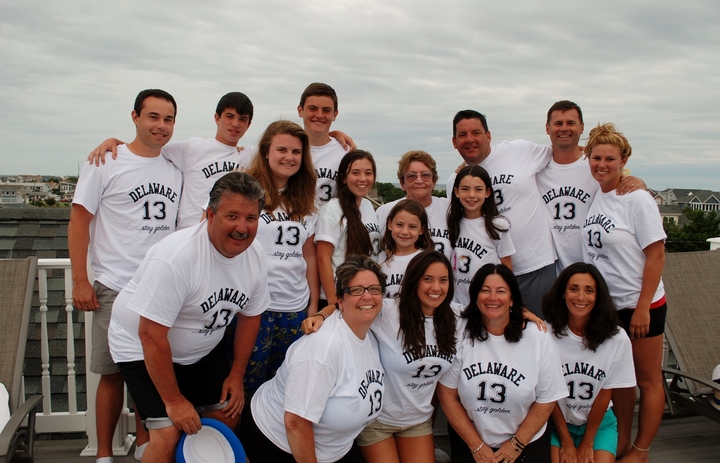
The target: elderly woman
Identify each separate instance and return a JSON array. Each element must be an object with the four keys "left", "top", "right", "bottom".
[
  {"left": 241, "top": 255, "right": 386, "bottom": 463},
  {"left": 375, "top": 150, "right": 452, "bottom": 258},
  {"left": 438, "top": 264, "right": 567, "bottom": 463}
]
